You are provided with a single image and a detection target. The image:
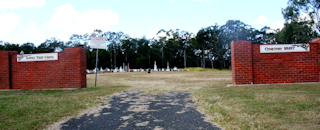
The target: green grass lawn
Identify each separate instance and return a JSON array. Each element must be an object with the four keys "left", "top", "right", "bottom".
[
  {"left": 194, "top": 84, "right": 320, "bottom": 129},
  {"left": 1, "top": 70, "right": 319, "bottom": 129},
  {"left": 0, "top": 86, "right": 129, "bottom": 129}
]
